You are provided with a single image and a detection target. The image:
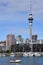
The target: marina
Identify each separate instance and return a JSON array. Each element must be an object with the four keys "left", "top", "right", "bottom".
[
  {"left": 0, "top": 56, "right": 43, "bottom": 65},
  {"left": 0, "top": 52, "right": 43, "bottom": 57}
]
